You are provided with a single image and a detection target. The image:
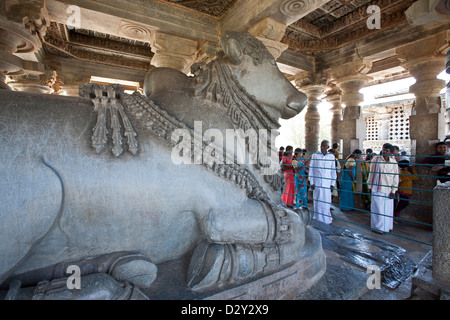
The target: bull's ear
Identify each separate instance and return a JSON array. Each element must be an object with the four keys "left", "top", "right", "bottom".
[{"left": 222, "top": 38, "right": 243, "bottom": 65}]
